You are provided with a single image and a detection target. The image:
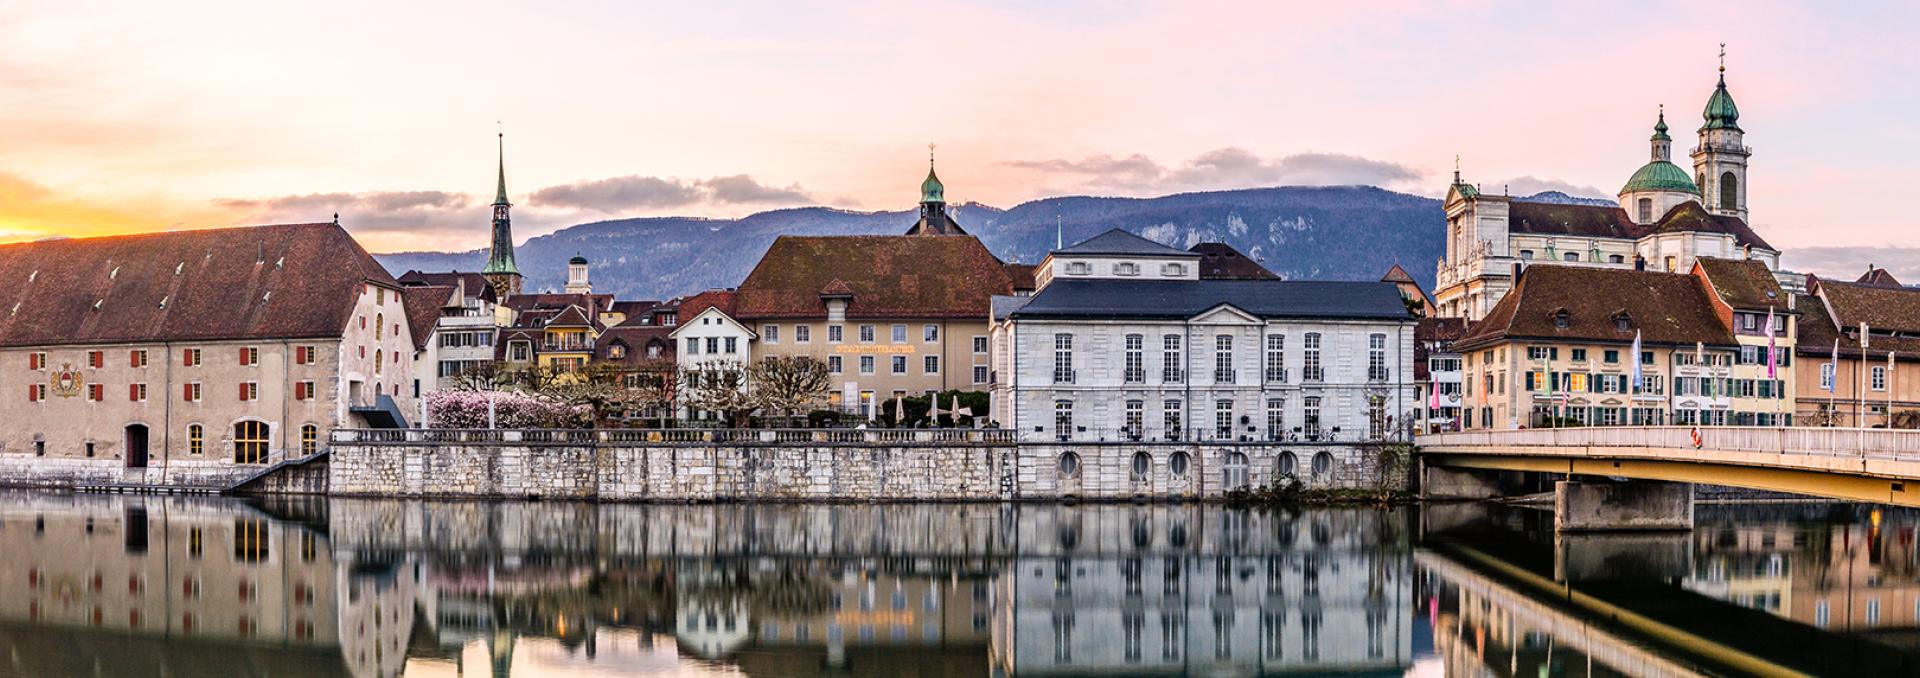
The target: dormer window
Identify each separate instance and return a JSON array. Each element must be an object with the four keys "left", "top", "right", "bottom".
[
  {"left": 609, "top": 344, "right": 627, "bottom": 359},
  {"left": 1115, "top": 262, "right": 1139, "bottom": 276},
  {"left": 1067, "top": 261, "right": 1090, "bottom": 275},
  {"left": 1163, "top": 263, "right": 1185, "bottom": 276},
  {"left": 1613, "top": 312, "right": 1633, "bottom": 332},
  {"left": 1552, "top": 309, "right": 1570, "bottom": 329}
]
